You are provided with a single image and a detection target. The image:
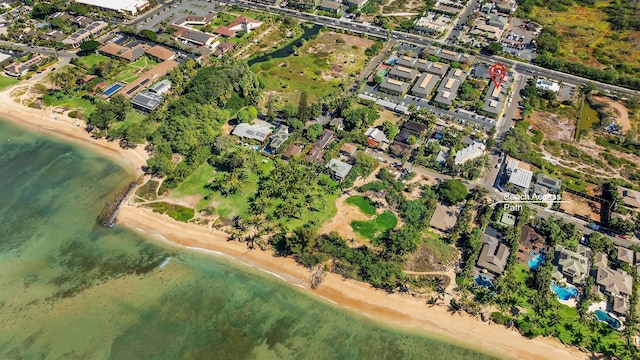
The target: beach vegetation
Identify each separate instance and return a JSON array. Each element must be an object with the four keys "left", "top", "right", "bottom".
[
  {"left": 148, "top": 202, "right": 195, "bottom": 222},
  {"left": 135, "top": 180, "right": 159, "bottom": 201}
]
